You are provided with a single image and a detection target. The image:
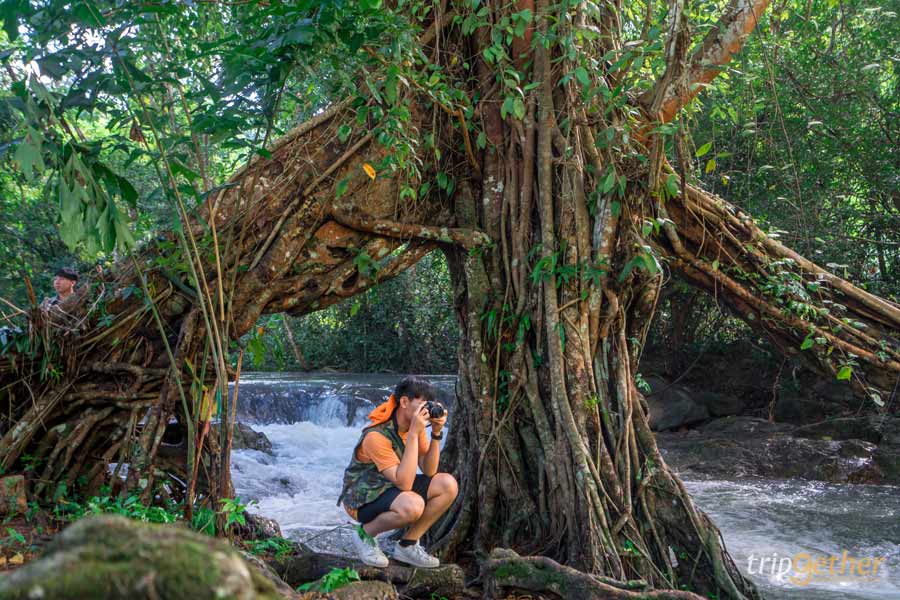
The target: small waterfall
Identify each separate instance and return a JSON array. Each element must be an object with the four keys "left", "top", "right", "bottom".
[
  {"left": 230, "top": 373, "right": 455, "bottom": 553},
  {"left": 231, "top": 372, "right": 456, "bottom": 427}
]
